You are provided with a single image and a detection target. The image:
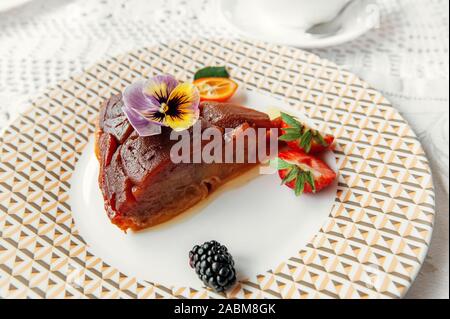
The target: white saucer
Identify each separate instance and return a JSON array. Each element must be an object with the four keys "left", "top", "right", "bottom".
[
  {"left": 216, "top": 0, "right": 378, "bottom": 48},
  {"left": 0, "top": 0, "right": 33, "bottom": 12}
]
